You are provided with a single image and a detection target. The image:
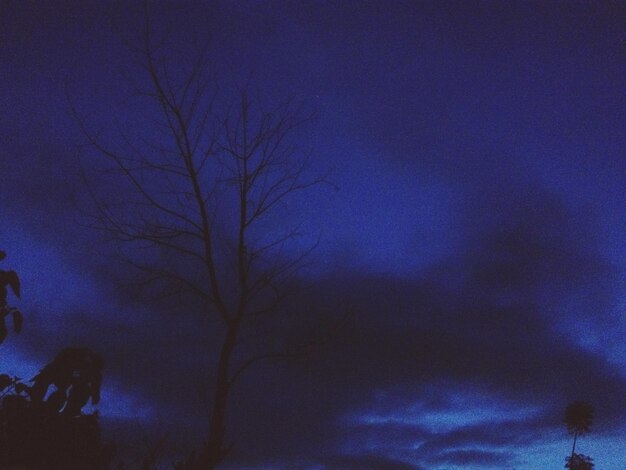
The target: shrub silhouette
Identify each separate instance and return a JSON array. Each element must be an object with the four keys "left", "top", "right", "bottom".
[
  {"left": 0, "top": 348, "right": 113, "bottom": 469},
  {"left": 30, "top": 347, "right": 103, "bottom": 416}
]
